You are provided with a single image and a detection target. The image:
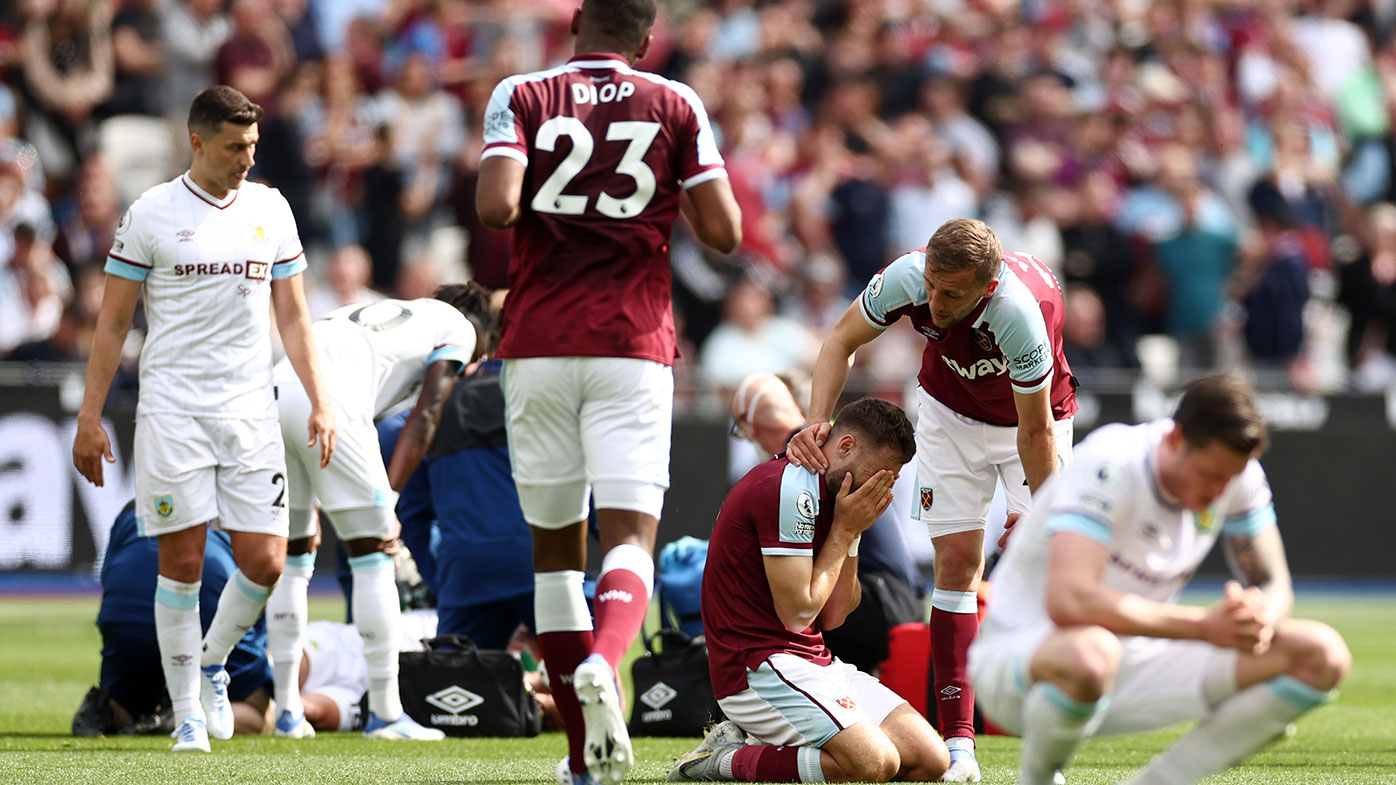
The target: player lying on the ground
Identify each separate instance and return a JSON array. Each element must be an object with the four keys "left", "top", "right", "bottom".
[
  {"left": 970, "top": 375, "right": 1350, "bottom": 785},
  {"left": 75, "top": 502, "right": 273, "bottom": 737},
  {"left": 264, "top": 283, "right": 495, "bottom": 740},
  {"left": 670, "top": 397, "right": 949, "bottom": 784}
]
